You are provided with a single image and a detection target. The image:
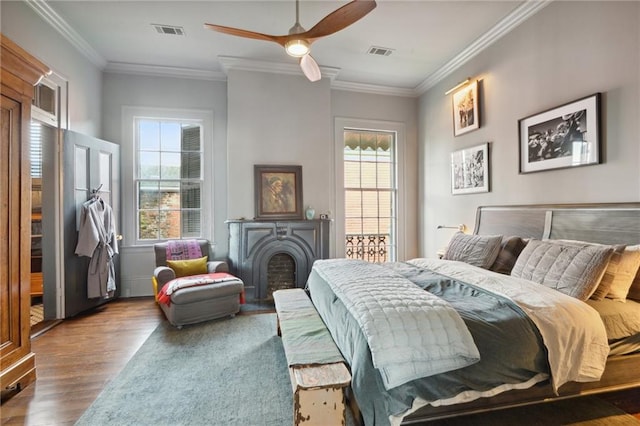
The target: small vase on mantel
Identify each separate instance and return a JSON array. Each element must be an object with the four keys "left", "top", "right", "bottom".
[{"left": 305, "top": 207, "right": 315, "bottom": 220}]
